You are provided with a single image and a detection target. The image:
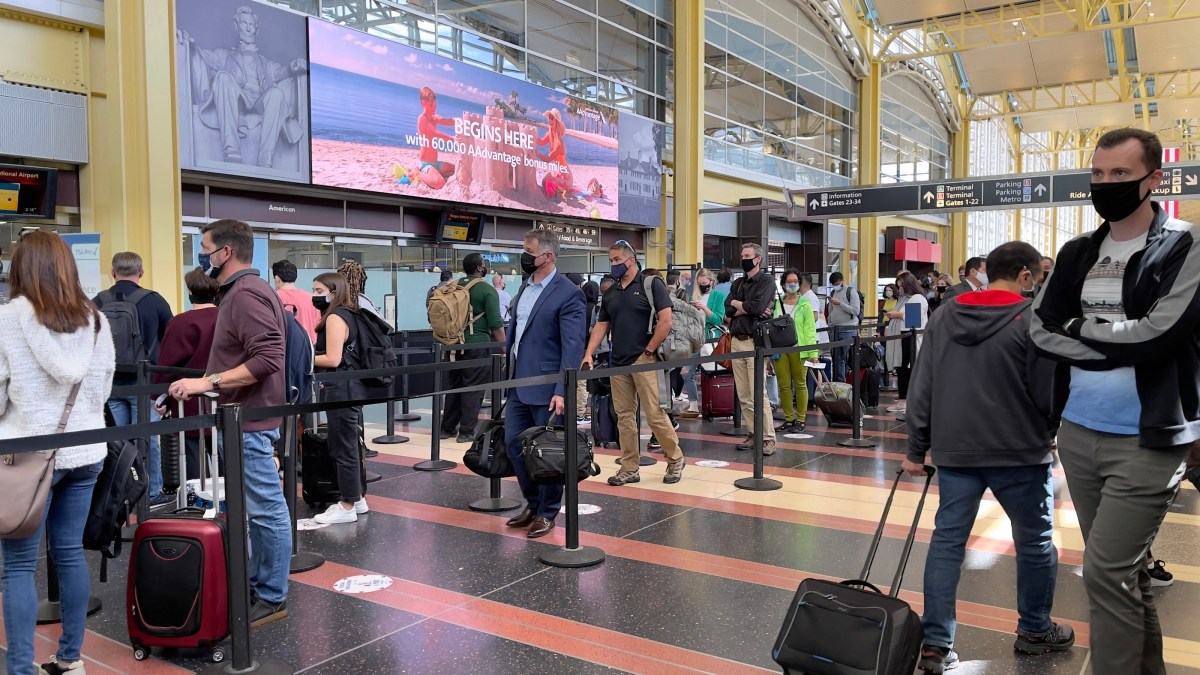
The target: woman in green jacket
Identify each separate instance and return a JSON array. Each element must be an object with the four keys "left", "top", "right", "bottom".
[
  {"left": 679, "top": 268, "right": 727, "bottom": 417},
  {"left": 773, "top": 268, "right": 819, "bottom": 432}
]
